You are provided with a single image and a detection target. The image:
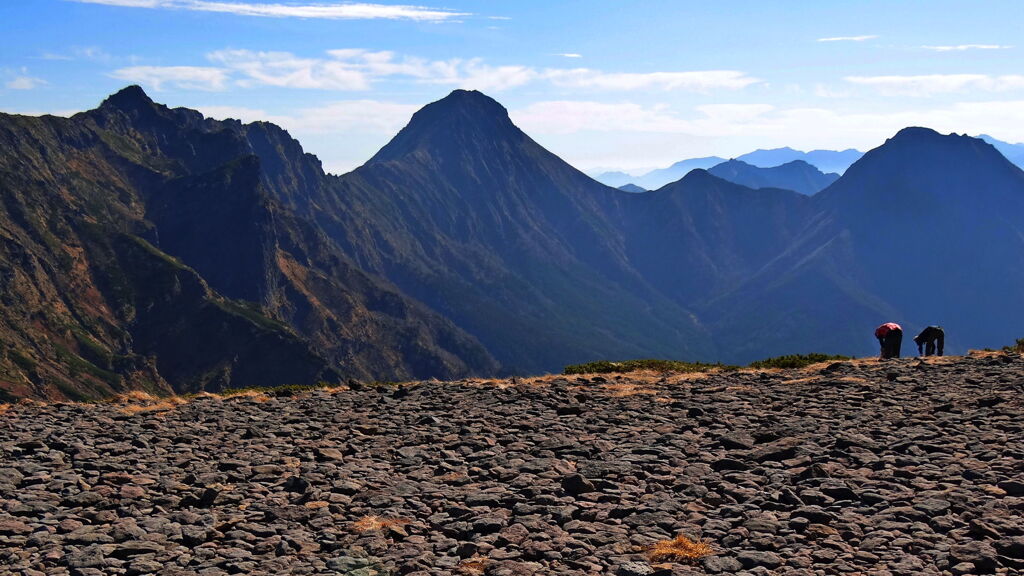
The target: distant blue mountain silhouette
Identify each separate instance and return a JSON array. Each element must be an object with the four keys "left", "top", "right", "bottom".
[{"left": 707, "top": 159, "right": 839, "bottom": 195}]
